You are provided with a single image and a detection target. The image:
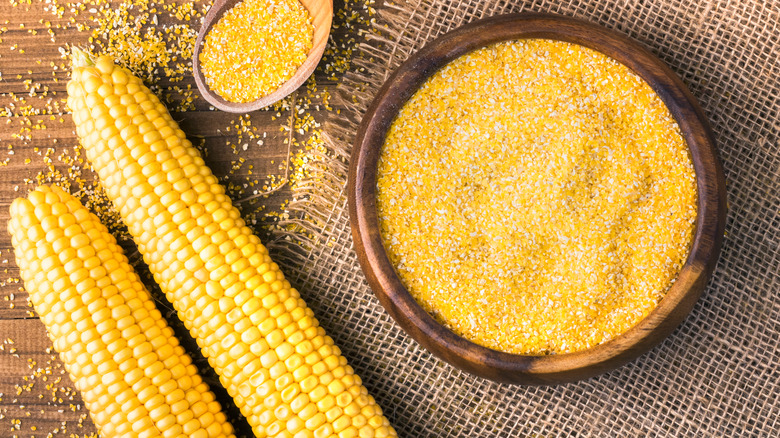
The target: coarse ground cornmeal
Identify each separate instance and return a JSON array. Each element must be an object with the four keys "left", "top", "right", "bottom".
[
  {"left": 376, "top": 39, "right": 698, "bottom": 355},
  {"left": 199, "top": 0, "right": 314, "bottom": 103}
]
